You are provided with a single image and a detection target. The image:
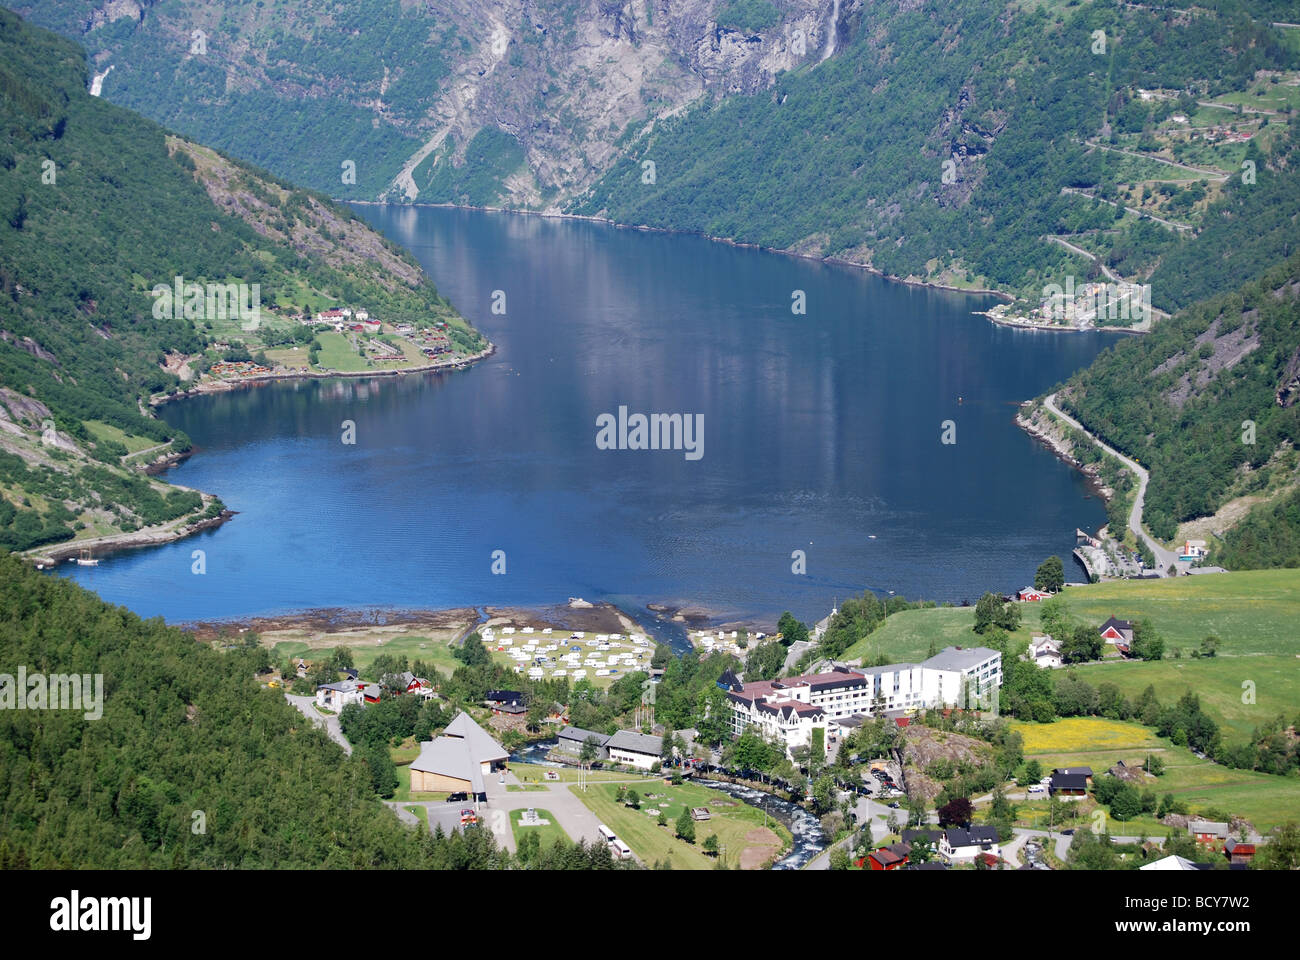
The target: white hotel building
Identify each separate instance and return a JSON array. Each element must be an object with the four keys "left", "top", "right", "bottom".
[{"left": 726, "top": 646, "right": 1002, "bottom": 754}]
